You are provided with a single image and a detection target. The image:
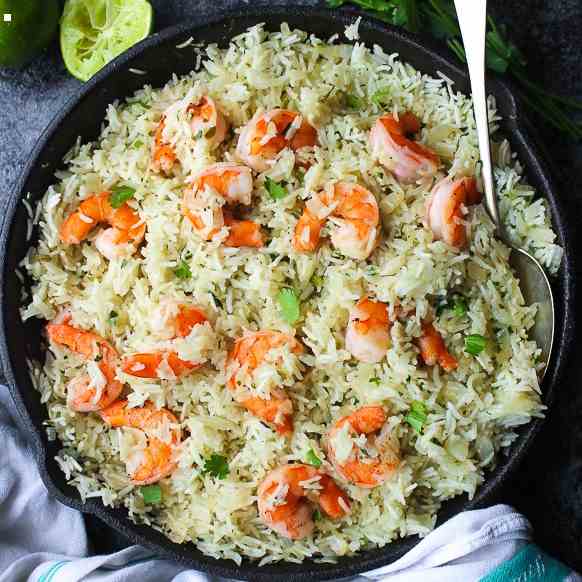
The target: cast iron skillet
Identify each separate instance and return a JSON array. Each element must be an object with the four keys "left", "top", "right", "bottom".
[{"left": 0, "top": 4, "right": 575, "bottom": 581}]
